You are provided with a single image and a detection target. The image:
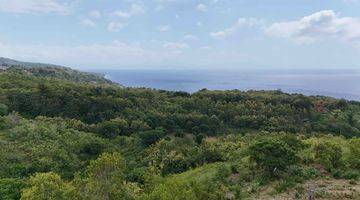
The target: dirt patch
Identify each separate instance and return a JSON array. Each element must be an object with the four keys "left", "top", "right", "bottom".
[{"left": 253, "top": 178, "right": 359, "bottom": 200}]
